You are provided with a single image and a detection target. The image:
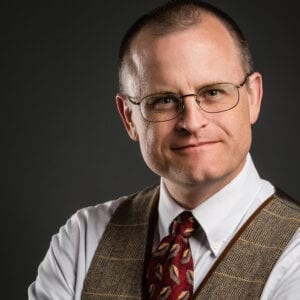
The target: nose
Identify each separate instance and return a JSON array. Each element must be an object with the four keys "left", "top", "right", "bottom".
[{"left": 175, "top": 94, "right": 208, "bottom": 133}]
